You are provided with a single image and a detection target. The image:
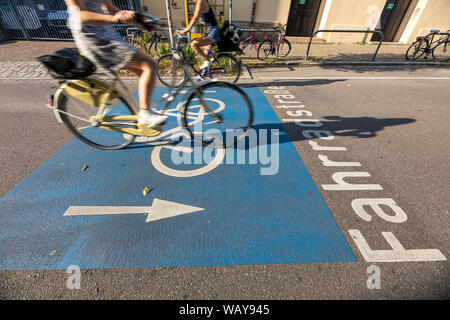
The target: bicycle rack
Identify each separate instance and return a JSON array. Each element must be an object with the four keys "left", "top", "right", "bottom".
[{"left": 305, "top": 29, "right": 385, "bottom": 61}]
